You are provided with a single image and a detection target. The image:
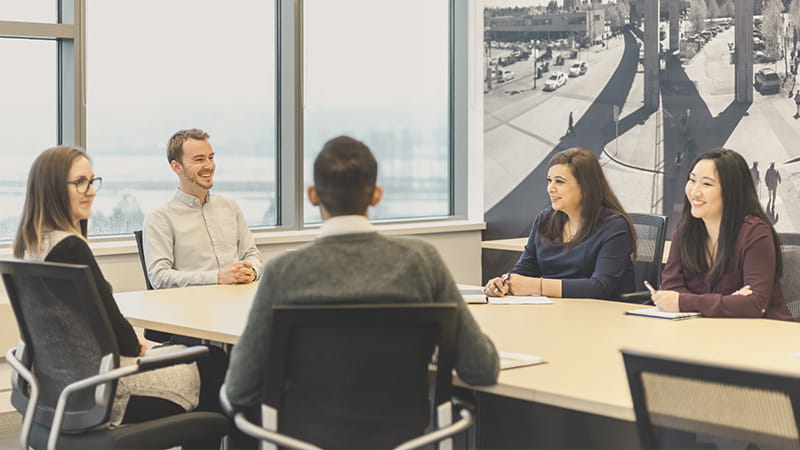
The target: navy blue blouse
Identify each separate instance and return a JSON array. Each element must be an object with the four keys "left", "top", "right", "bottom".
[{"left": 511, "top": 207, "right": 635, "bottom": 299}]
